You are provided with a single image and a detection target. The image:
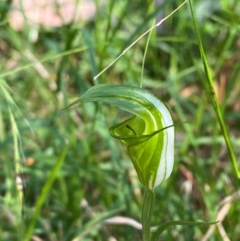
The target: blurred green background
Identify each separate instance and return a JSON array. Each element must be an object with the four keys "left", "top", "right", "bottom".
[{"left": 0, "top": 0, "right": 240, "bottom": 240}]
